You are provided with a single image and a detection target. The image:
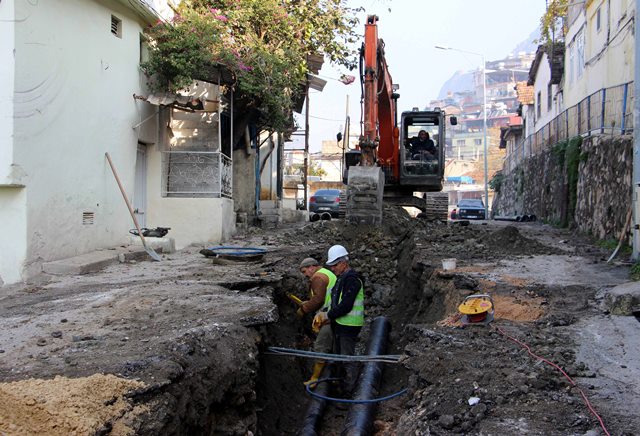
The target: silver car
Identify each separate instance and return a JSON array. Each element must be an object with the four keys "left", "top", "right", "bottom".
[{"left": 309, "top": 189, "right": 342, "bottom": 217}]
